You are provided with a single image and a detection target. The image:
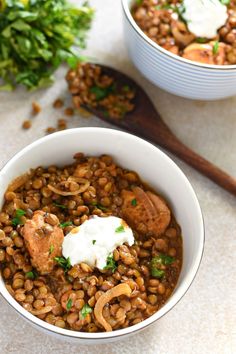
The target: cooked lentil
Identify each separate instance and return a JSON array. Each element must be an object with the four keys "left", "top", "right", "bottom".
[
  {"left": 46, "top": 127, "right": 57, "bottom": 135},
  {"left": 57, "top": 119, "right": 67, "bottom": 131},
  {"left": 0, "top": 154, "right": 182, "bottom": 332},
  {"left": 66, "top": 63, "right": 136, "bottom": 119},
  {"left": 132, "top": 0, "right": 236, "bottom": 65},
  {"left": 22, "top": 120, "right": 32, "bottom": 130},
  {"left": 32, "top": 102, "right": 41, "bottom": 115},
  {"left": 53, "top": 99, "right": 64, "bottom": 109},
  {"left": 64, "top": 107, "right": 74, "bottom": 116}
]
